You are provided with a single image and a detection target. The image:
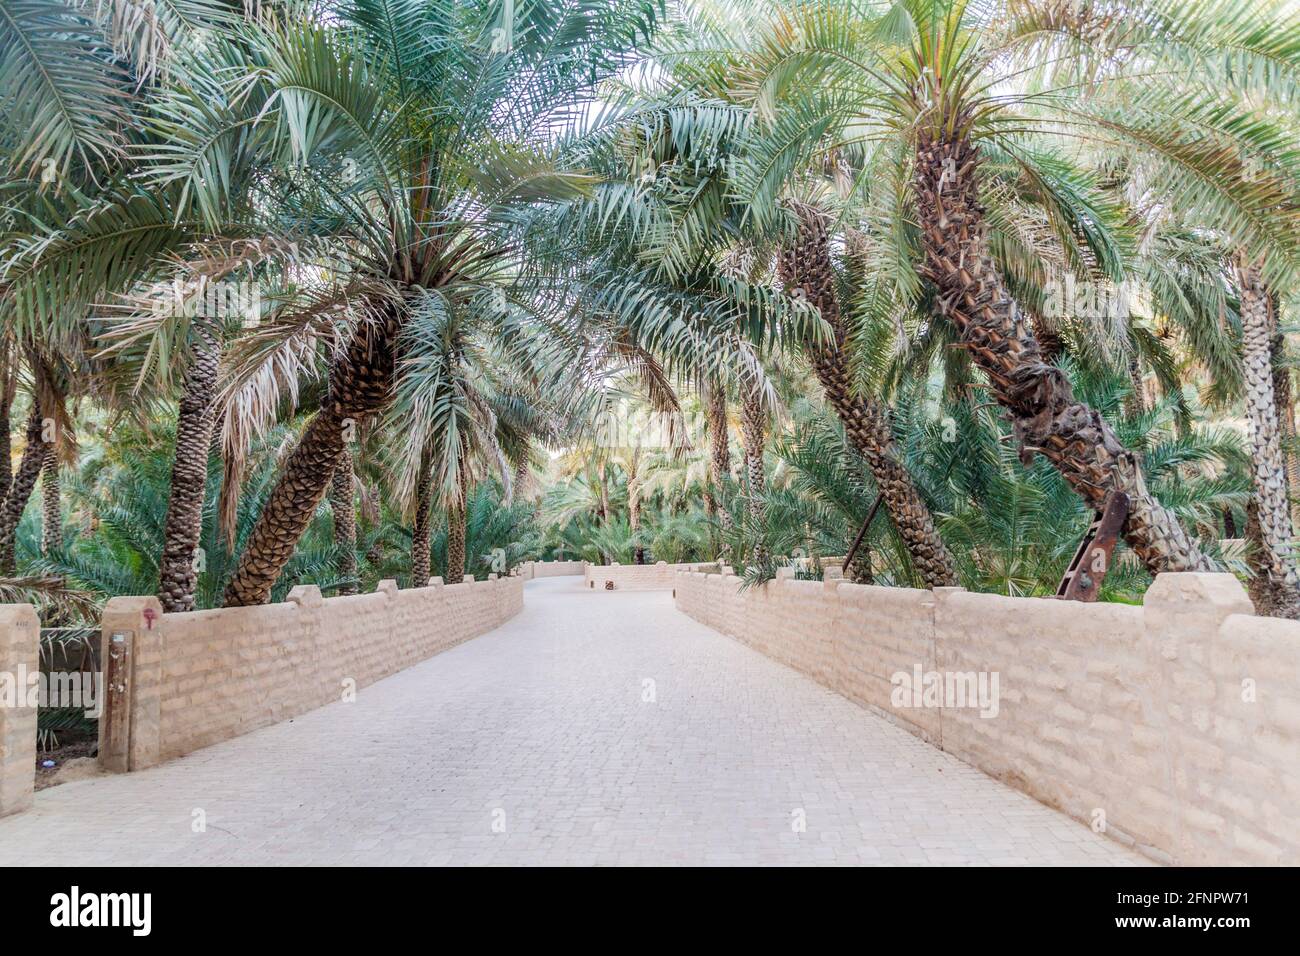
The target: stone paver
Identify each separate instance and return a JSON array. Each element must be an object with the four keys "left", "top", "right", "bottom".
[{"left": 0, "top": 578, "right": 1149, "bottom": 865}]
